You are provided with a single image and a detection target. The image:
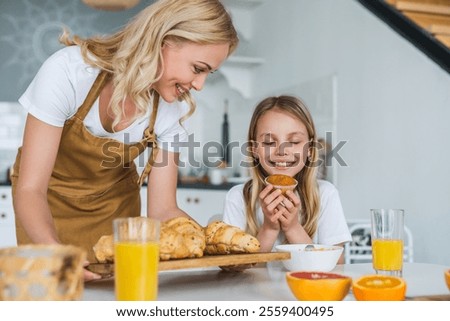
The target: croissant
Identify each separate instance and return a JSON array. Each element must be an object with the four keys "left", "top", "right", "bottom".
[
  {"left": 93, "top": 234, "right": 114, "bottom": 263},
  {"left": 204, "top": 221, "right": 261, "bottom": 255},
  {"left": 93, "top": 219, "right": 258, "bottom": 263},
  {"left": 93, "top": 217, "right": 205, "bottom": 262},
  {"left": 159, "top": 217, "right": 205, "bottom": 260}
]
